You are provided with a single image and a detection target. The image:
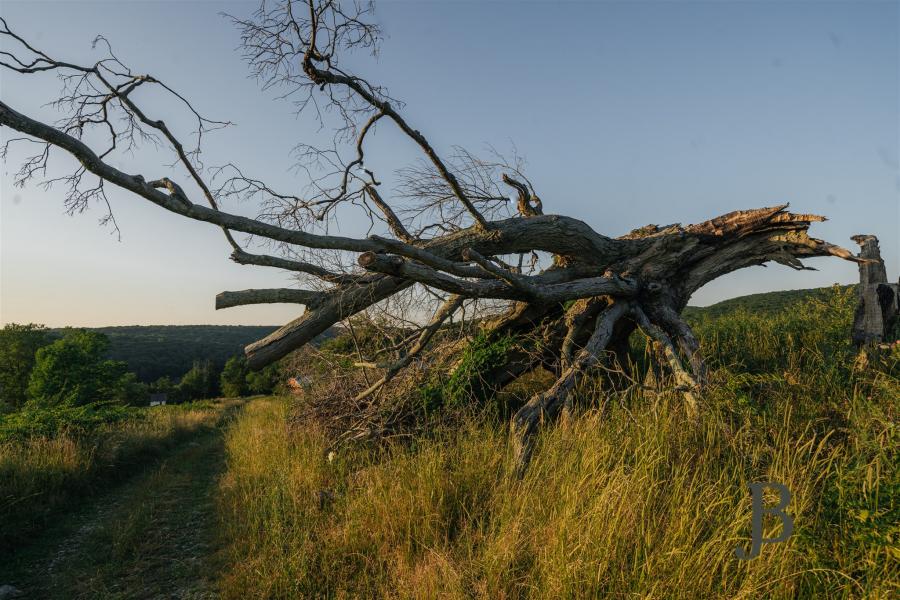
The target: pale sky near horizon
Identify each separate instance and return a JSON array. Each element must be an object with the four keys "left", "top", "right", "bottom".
[{"left": 1, "top": 0, "right": 898, "bottom": 327}]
